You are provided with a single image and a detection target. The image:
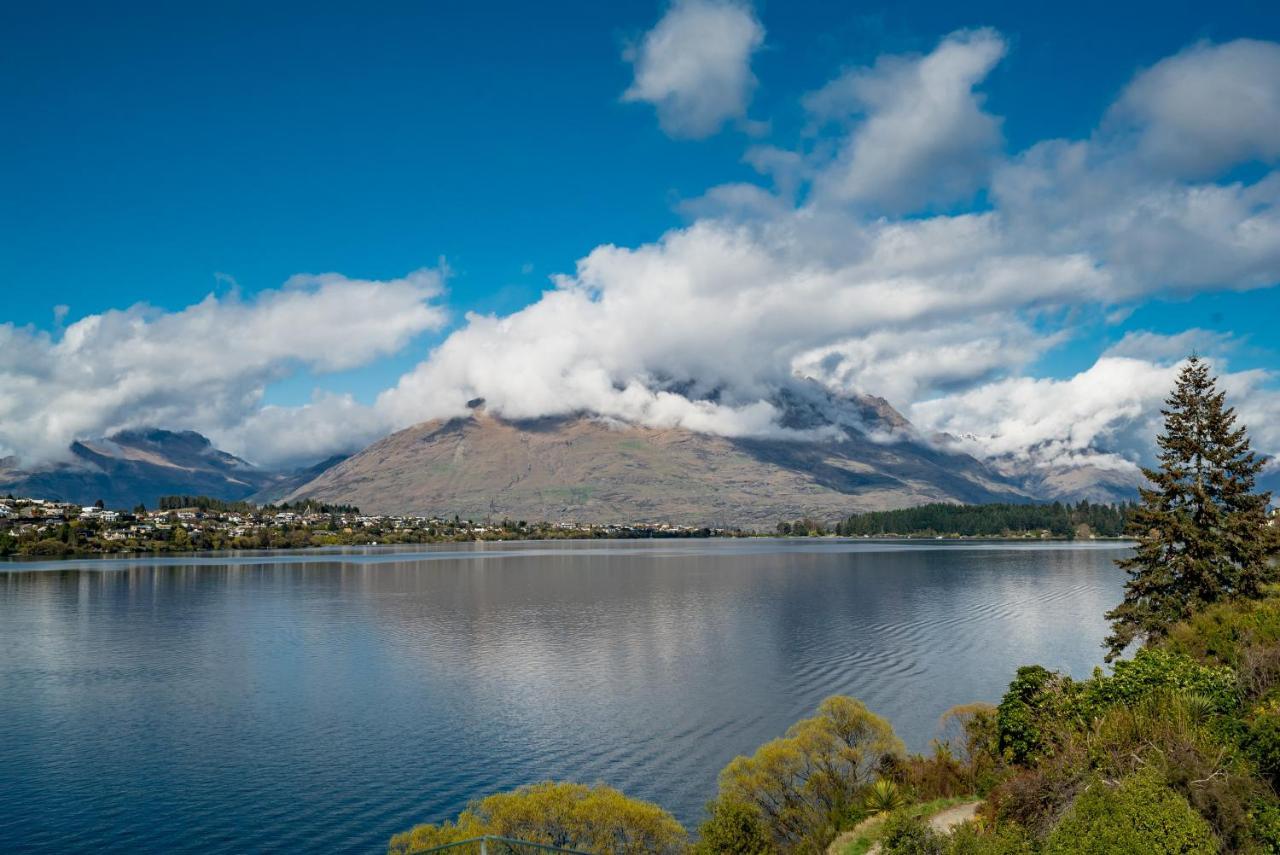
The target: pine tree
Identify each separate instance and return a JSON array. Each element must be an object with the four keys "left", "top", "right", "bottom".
[{"left": 1105, "top": 356, "right": 1273, "bottom": 658}]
